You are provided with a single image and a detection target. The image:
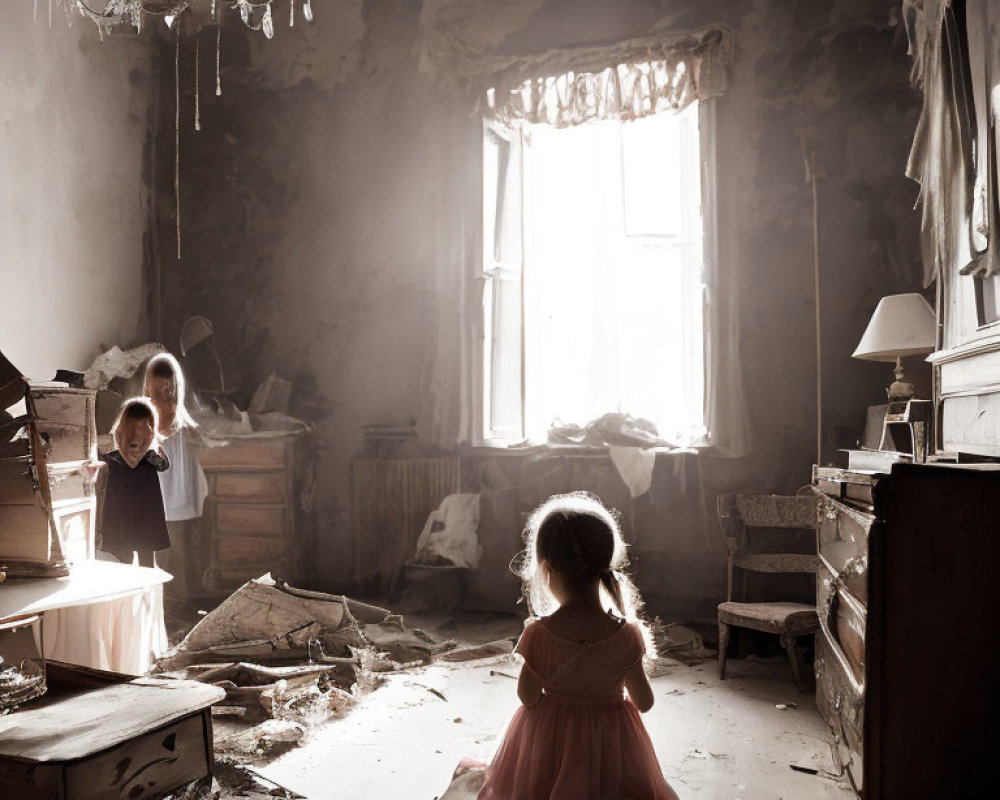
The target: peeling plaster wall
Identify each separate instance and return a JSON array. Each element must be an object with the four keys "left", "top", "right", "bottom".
[
  {"left": 152, "top": 0, "right": 923, "bottom": 611},
  {"left": 0, "top": 4, "right": 150, "bottom": 380}
]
